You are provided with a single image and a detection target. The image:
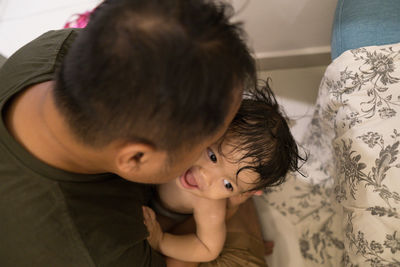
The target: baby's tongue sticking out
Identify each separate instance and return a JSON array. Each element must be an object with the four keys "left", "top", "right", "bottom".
[{"left": 185, "top": 170, "right": 198, "bottom": 187}]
